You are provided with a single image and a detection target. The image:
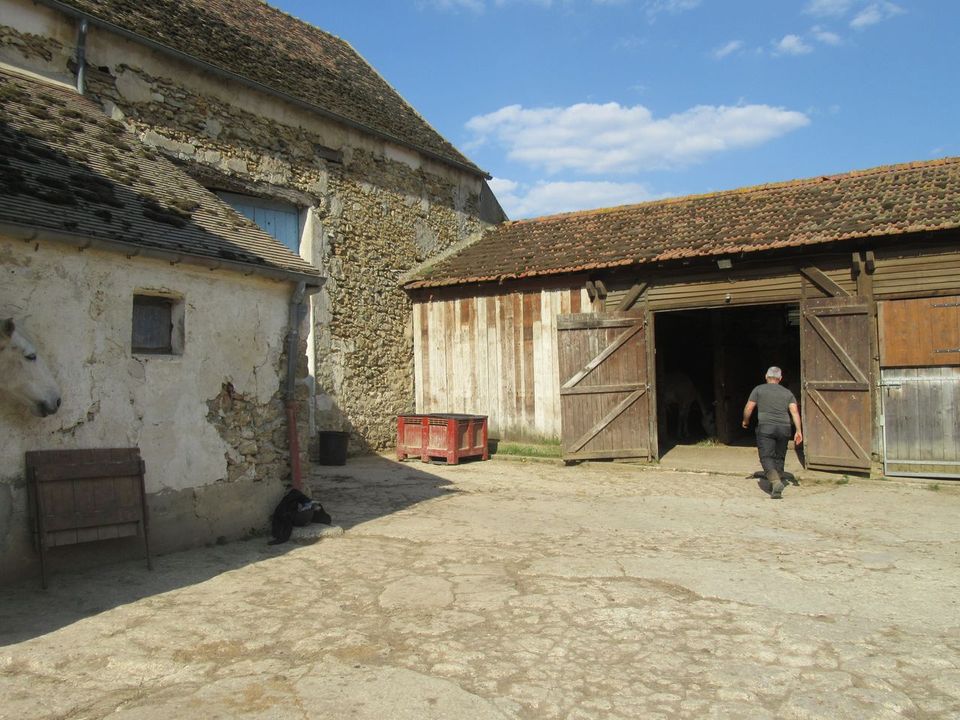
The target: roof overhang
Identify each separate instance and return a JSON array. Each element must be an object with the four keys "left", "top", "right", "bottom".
[{"left": 0, "top": 220, "right": 325, "bottom": 288}]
